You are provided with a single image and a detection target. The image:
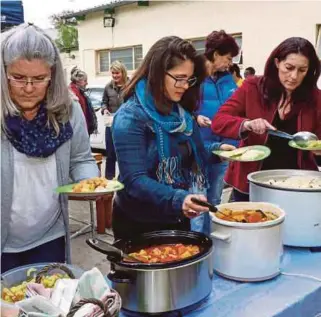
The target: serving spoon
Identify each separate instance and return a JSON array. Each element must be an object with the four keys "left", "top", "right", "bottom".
[
  {"left": 86, "top": 238, "right": 143, "bottom": 263},
  {"left": 190, "top": 198, "right": 241, "bottom": 222},
  {"left": 191, "top": 198, "right": 270, "bottom": 223},
  {"left": 268, "top": 129, "right": 318, "bottom": 147}
]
